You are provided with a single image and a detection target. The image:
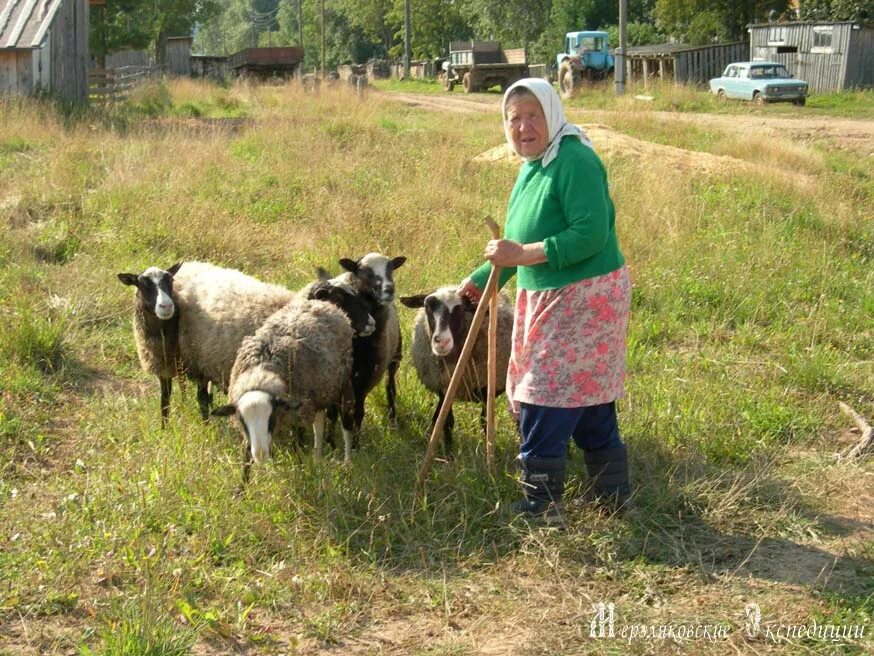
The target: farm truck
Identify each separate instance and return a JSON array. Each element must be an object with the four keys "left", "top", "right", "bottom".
[
  {"left": 440, "top": 41, "right": 528, "bottom": 93},
  {"left": 556, "top": 31, "right": 614, "bottom": 98}
]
